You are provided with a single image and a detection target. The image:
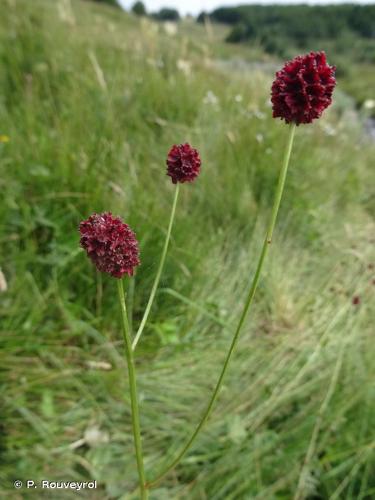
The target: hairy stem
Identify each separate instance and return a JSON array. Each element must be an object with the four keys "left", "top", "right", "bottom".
[{"left": 146, "top": 123, "right": 296, "bottom": 489}]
